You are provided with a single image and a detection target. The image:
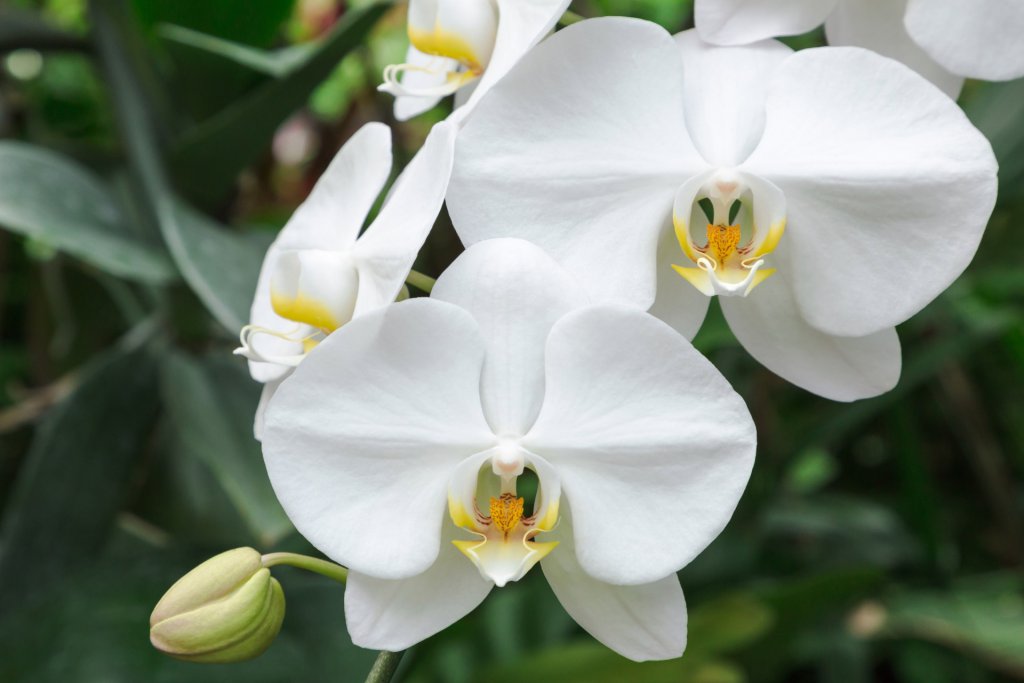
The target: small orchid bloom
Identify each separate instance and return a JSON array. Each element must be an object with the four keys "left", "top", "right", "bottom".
[
  {"left": 695, "top": 0, "right": 1024, "bottom": 98},
  {"left": 261, "top": 238, "right": 756, "bottom": 661},
  {"left": 379, "top": 0, "right": 571, "bottom": 122},
  {"left": 447, "top": 19, "right": 998, "bottom": 401},
  {"left": 236, "top": 120, "right": 456, "bottom": 437}
]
